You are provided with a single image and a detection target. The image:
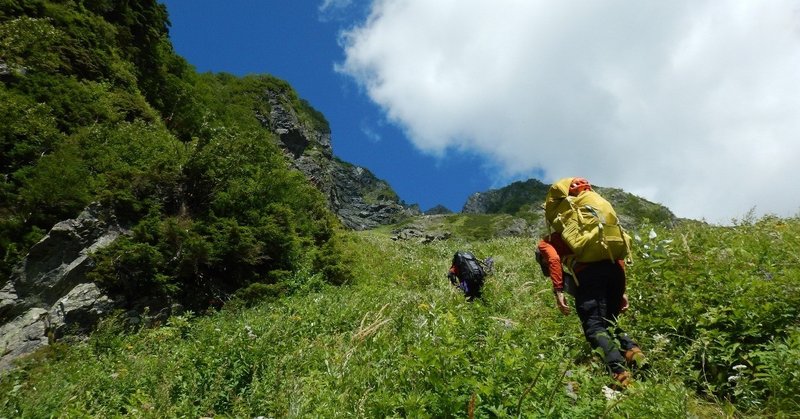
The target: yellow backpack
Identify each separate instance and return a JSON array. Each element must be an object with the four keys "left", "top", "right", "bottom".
[{"left": 544, "top": 178, "right": 632, "bottom": 263}]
